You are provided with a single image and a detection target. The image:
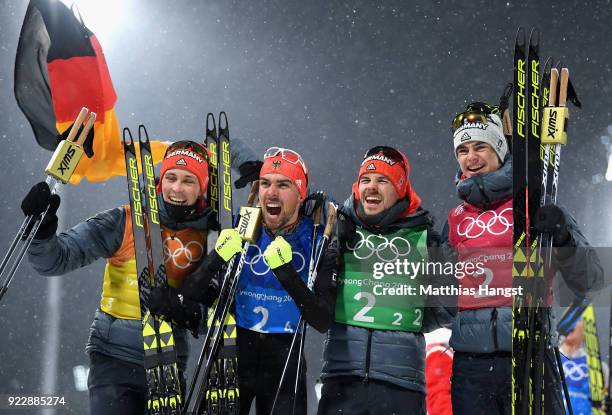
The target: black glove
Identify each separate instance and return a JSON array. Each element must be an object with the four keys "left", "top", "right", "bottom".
[
  {"left": 234, "top": 160, "right": 263, "bottom": 189},
  {"left": 301, "top": 191, "right": 326, "bottom": 217},
  {"left": 336, "top": 210, "right": 356, "bottom": 246},
  {"left": 533, "top": 204, "right": 571, "bottom": 247},
  {"left": 180, "top": 250, "right": 225, "bottom": 303},
  {"left": 21, "top": 182, "right": 61, "bottom": 240},
  {"left": 147, "top": 286, "right": 202, "bottom": 332}
]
